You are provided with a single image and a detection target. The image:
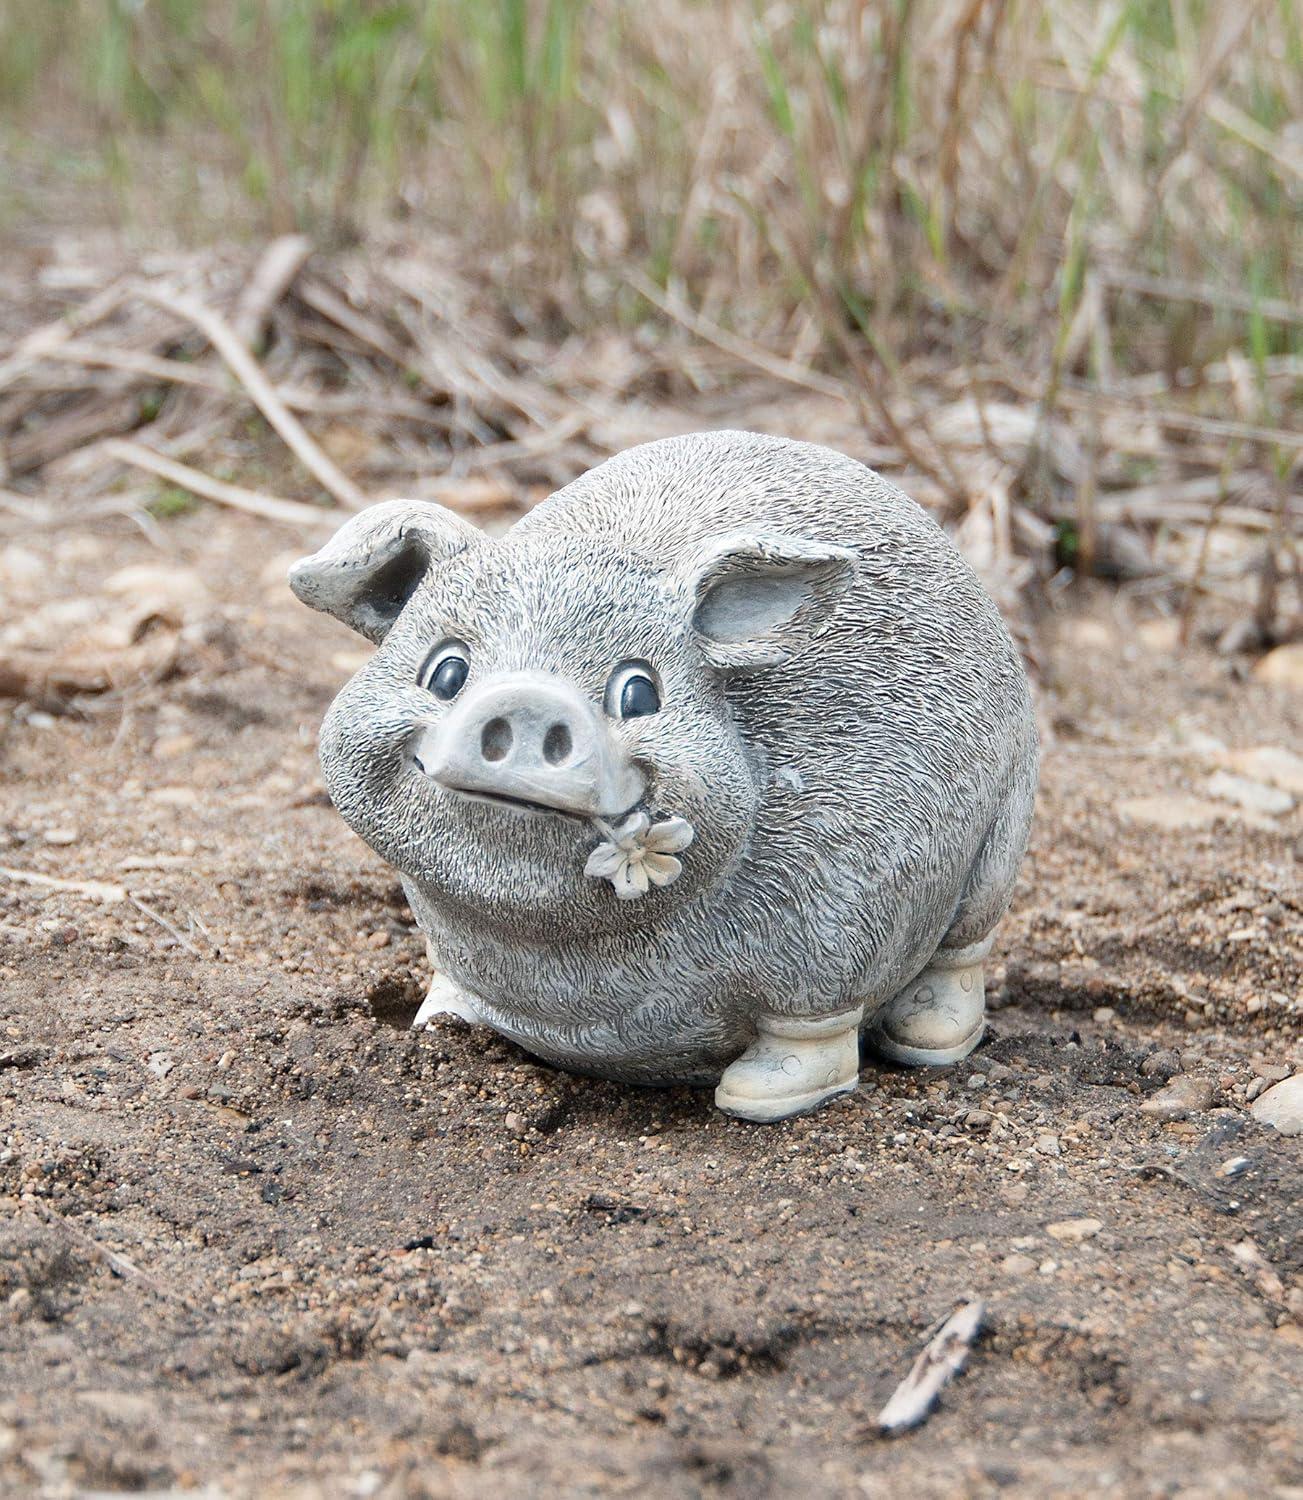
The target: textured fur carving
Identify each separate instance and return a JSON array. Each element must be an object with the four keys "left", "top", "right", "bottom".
[{"left": 293, "top": 431, "right": 1038, "bottom": 1086}]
